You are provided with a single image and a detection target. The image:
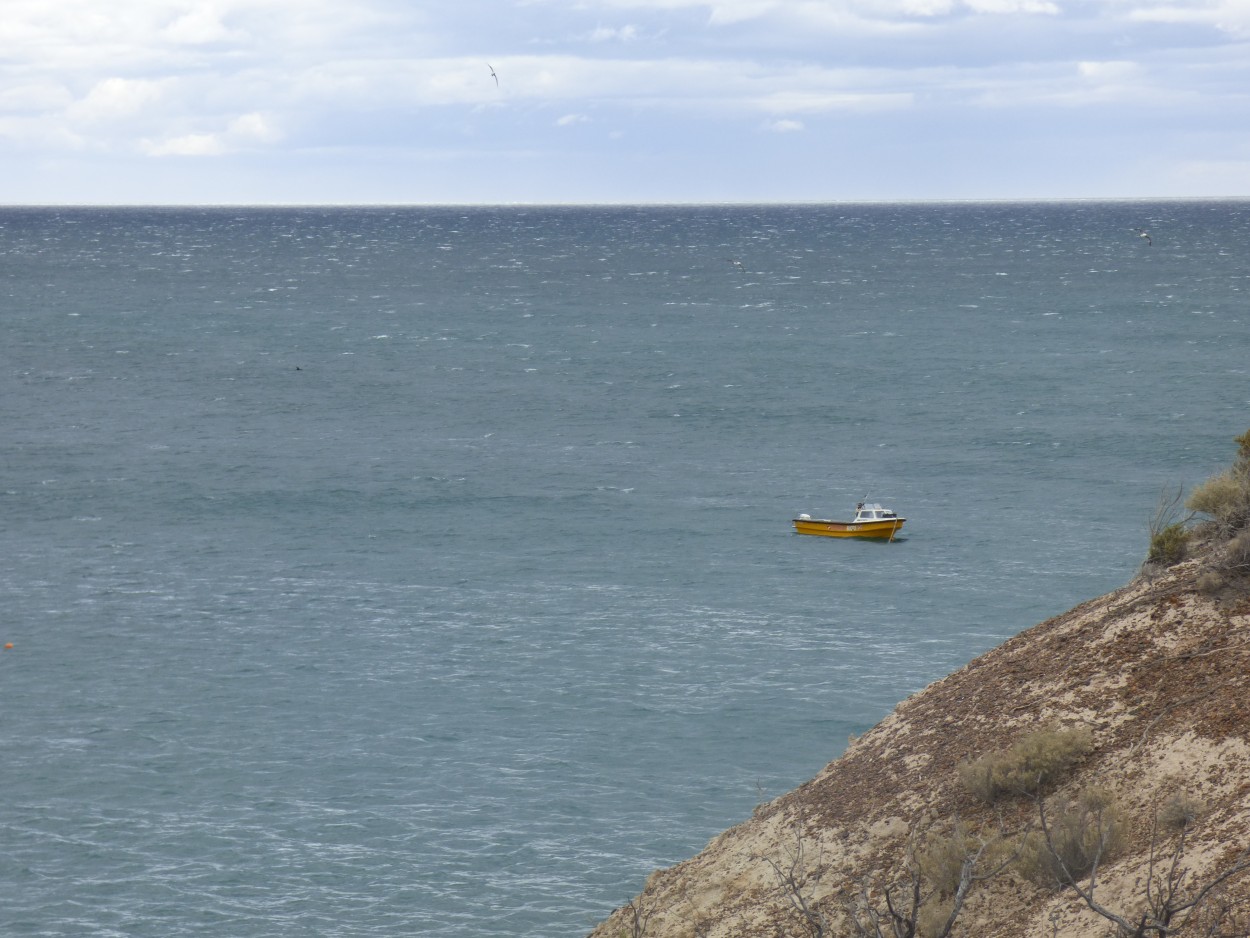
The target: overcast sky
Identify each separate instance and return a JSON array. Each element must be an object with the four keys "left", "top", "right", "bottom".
[{"left": 2, "top": 0, "right": 1249, "bottom": 204}]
